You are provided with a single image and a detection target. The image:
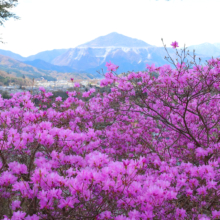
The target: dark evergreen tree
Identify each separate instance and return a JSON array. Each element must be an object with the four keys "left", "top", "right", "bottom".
[
  {"left": 0, "top": 0, "right": 19, "bottom": 43},
  {"left": 0, "top": 0, "right": 19, "bottom": 26}
]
